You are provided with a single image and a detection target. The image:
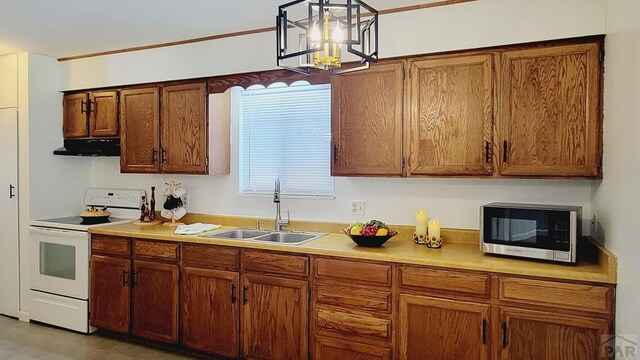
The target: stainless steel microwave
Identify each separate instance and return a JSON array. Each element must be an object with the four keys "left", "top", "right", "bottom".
[{"left": 480, "top": 203, "right": 581, "bottom": 263}]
